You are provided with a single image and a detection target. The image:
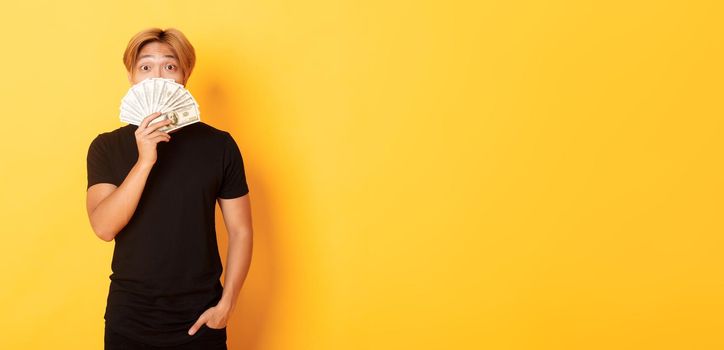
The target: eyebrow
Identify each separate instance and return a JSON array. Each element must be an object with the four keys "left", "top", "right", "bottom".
[{"left": 138, "top": 54, "right": 178, "bottom": 59}]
